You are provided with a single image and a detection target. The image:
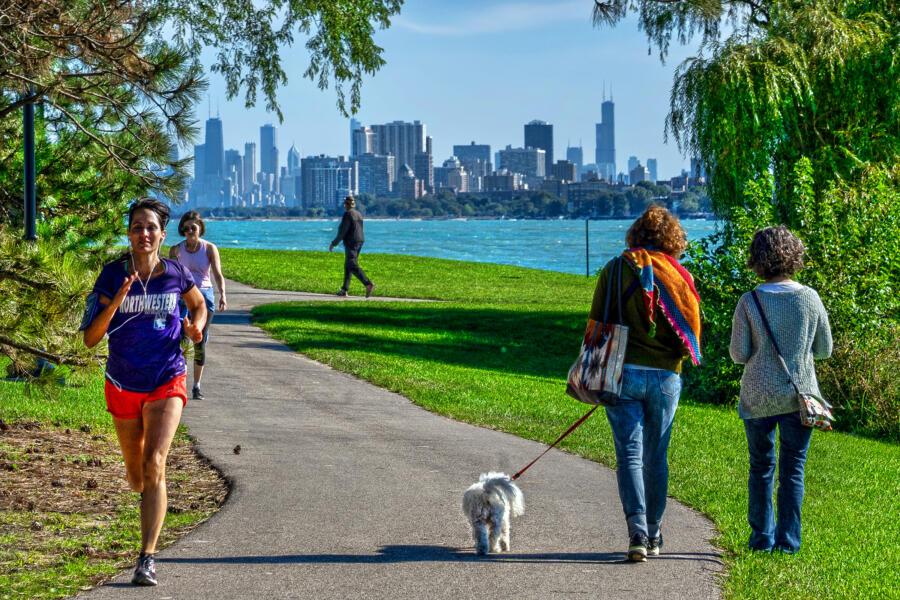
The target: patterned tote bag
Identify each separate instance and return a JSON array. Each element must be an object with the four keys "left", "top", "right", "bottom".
[{"left": 566, "top": 257, "right": 630, "bottom": 407}]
